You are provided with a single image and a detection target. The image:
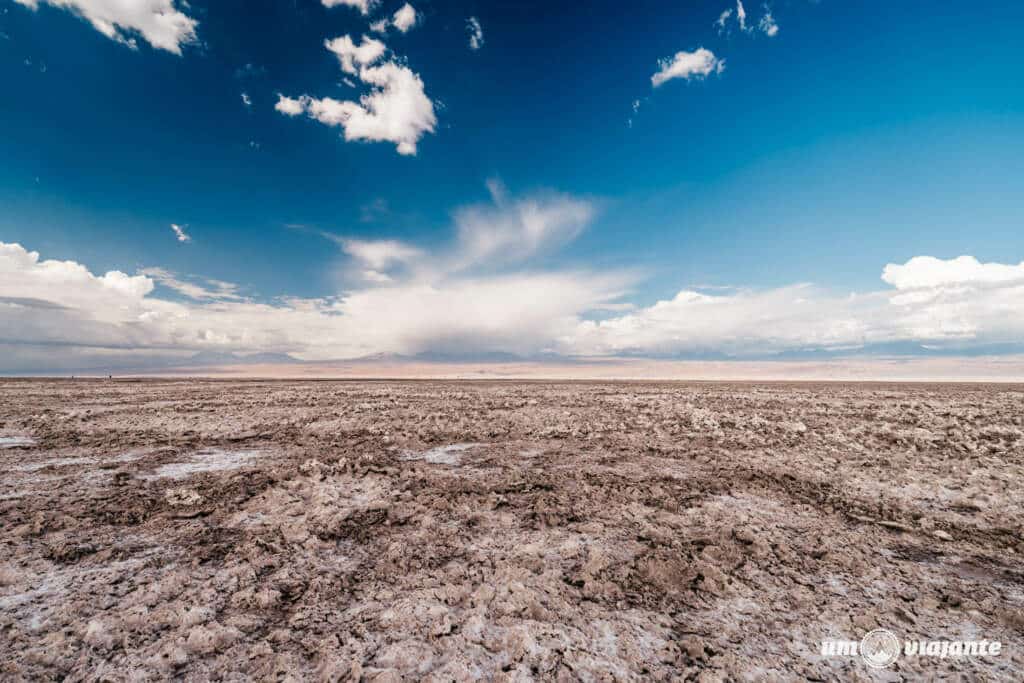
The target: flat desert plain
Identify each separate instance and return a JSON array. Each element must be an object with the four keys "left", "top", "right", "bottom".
[{"left": 1, "top": 379, "right": 1022, "bottom": 680}]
